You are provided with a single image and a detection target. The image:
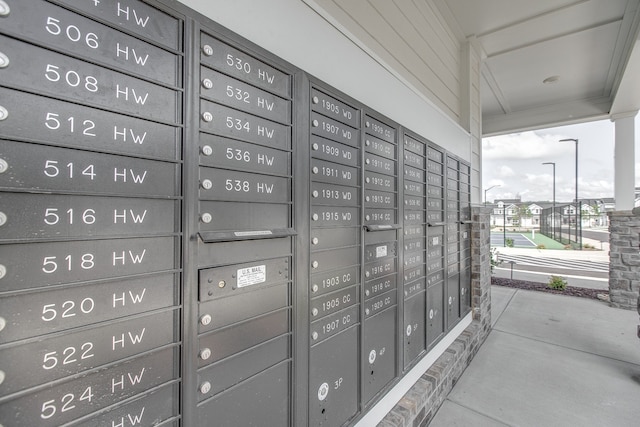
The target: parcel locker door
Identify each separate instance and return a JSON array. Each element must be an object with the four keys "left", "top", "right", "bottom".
[
  {"left": 427, "top": 282, "right": 445, "bottom": 349},
  {"left": 309, "top": 326, "right": 359, "bottom": 427},
  {"left": 403, "top": 289, "right": 426, "bottom": 369},
  {"left": 447, "top": 272, "right": 461, "bottom": 329},
  {"left": 363, "top": 306, "right": 397, "bottom": 404}
]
